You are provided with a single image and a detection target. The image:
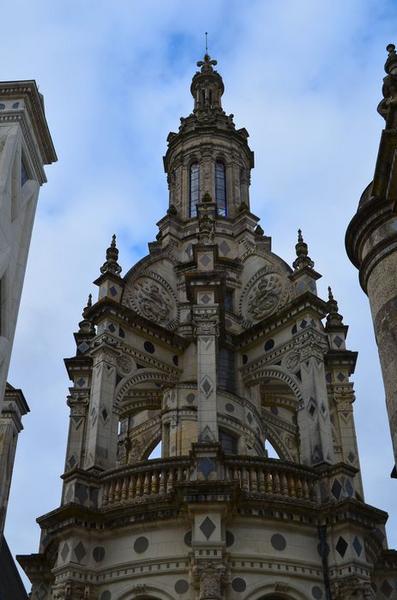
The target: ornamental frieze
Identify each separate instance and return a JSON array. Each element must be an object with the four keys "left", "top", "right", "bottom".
[{"left": 124, "top": 270, "right": 179, "bottom": 330}]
